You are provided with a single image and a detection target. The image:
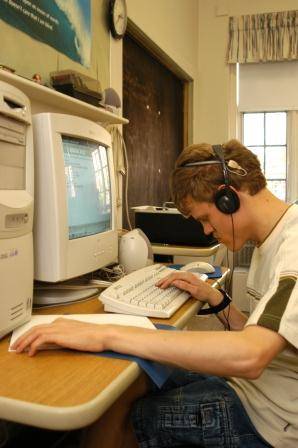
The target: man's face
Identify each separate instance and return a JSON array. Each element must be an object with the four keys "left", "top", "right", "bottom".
[{"left": 185, "top": 197, "right": 247, "bottom": 251}]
